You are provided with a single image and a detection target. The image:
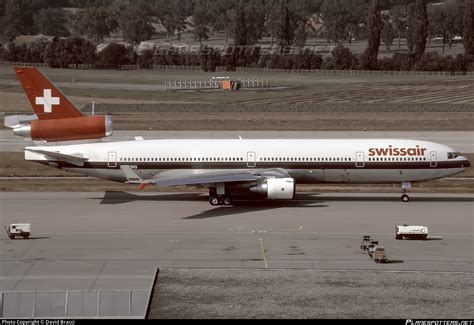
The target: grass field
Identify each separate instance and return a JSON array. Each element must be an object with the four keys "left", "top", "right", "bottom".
[{"left": 0, "top": 66, "right": 473, "bottom": 131}]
